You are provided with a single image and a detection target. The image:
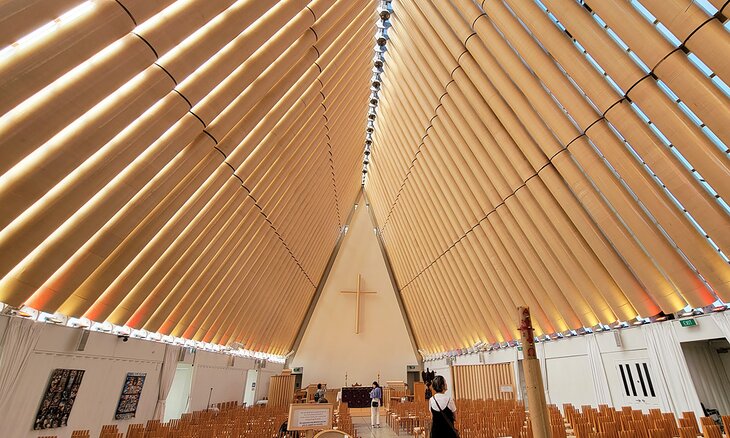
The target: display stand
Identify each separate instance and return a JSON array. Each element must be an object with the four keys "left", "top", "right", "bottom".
[{"left": 288, "top": 403, "right": 335, "bottom": 437}]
